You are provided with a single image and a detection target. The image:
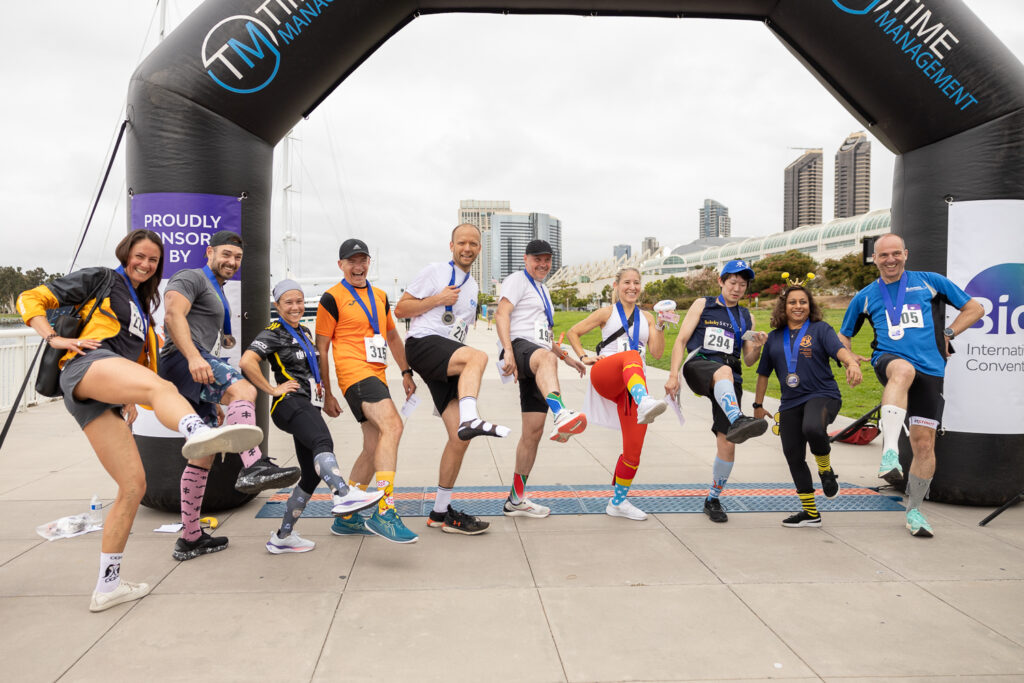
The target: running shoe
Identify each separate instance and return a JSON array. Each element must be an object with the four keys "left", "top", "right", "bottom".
[
  {"left": 427, "top": 505, "right": 490, "bottom": 535},
  {"left": 234, "top": 457, "right": 301, "bottom": 494},
  {"left": 605, "top": 498, "right": 648, "bottom": 521},
  {"left": 549, "top": 409, "right": 587, "bottom": 442},
  {"left": 703, "top": 497, "right": 728, "bottom": 523},
  {"left": 266, "top": 531, "right": 315, "bottom": 554},
  {"left": 457, "top": 419, "right": 511, "bottom": 441},
  {"left": 331, "top": 488, "right": 385, "bottom": 516},
  {"left": 878, "top": 448, "right": 903, "bottom": 482},
  {"left": 330, "top": 515, "right": 372, "bottom": 536},
  {"left": 365, "top": 509, "right": 418, "bottom": 544},
  {"left": 172, "top": 531, "right": 229, "bottom": 561},
  {"left": 181, "top": 424, "right": 263, "bottom": 461},
  {"left": 819, "top": 468, "right": 841, "bottom": 499},
  {"left": 635, "top": 396, "right": 667, "bottom": 425},
  {"left": 502, "top": 497, "right": 551, "bottom": 518},
  {"left": 89, "top": 581, "right": 151, "bottom": 613},
  {"left": 906, "top": 508, "right": 934, "bottom": 538},
  {"left": 725, "top": 415, "right": 768, "bottom": 444},
  {"left": 782, "top": 510, "right": 822, "bottom": 527}
]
